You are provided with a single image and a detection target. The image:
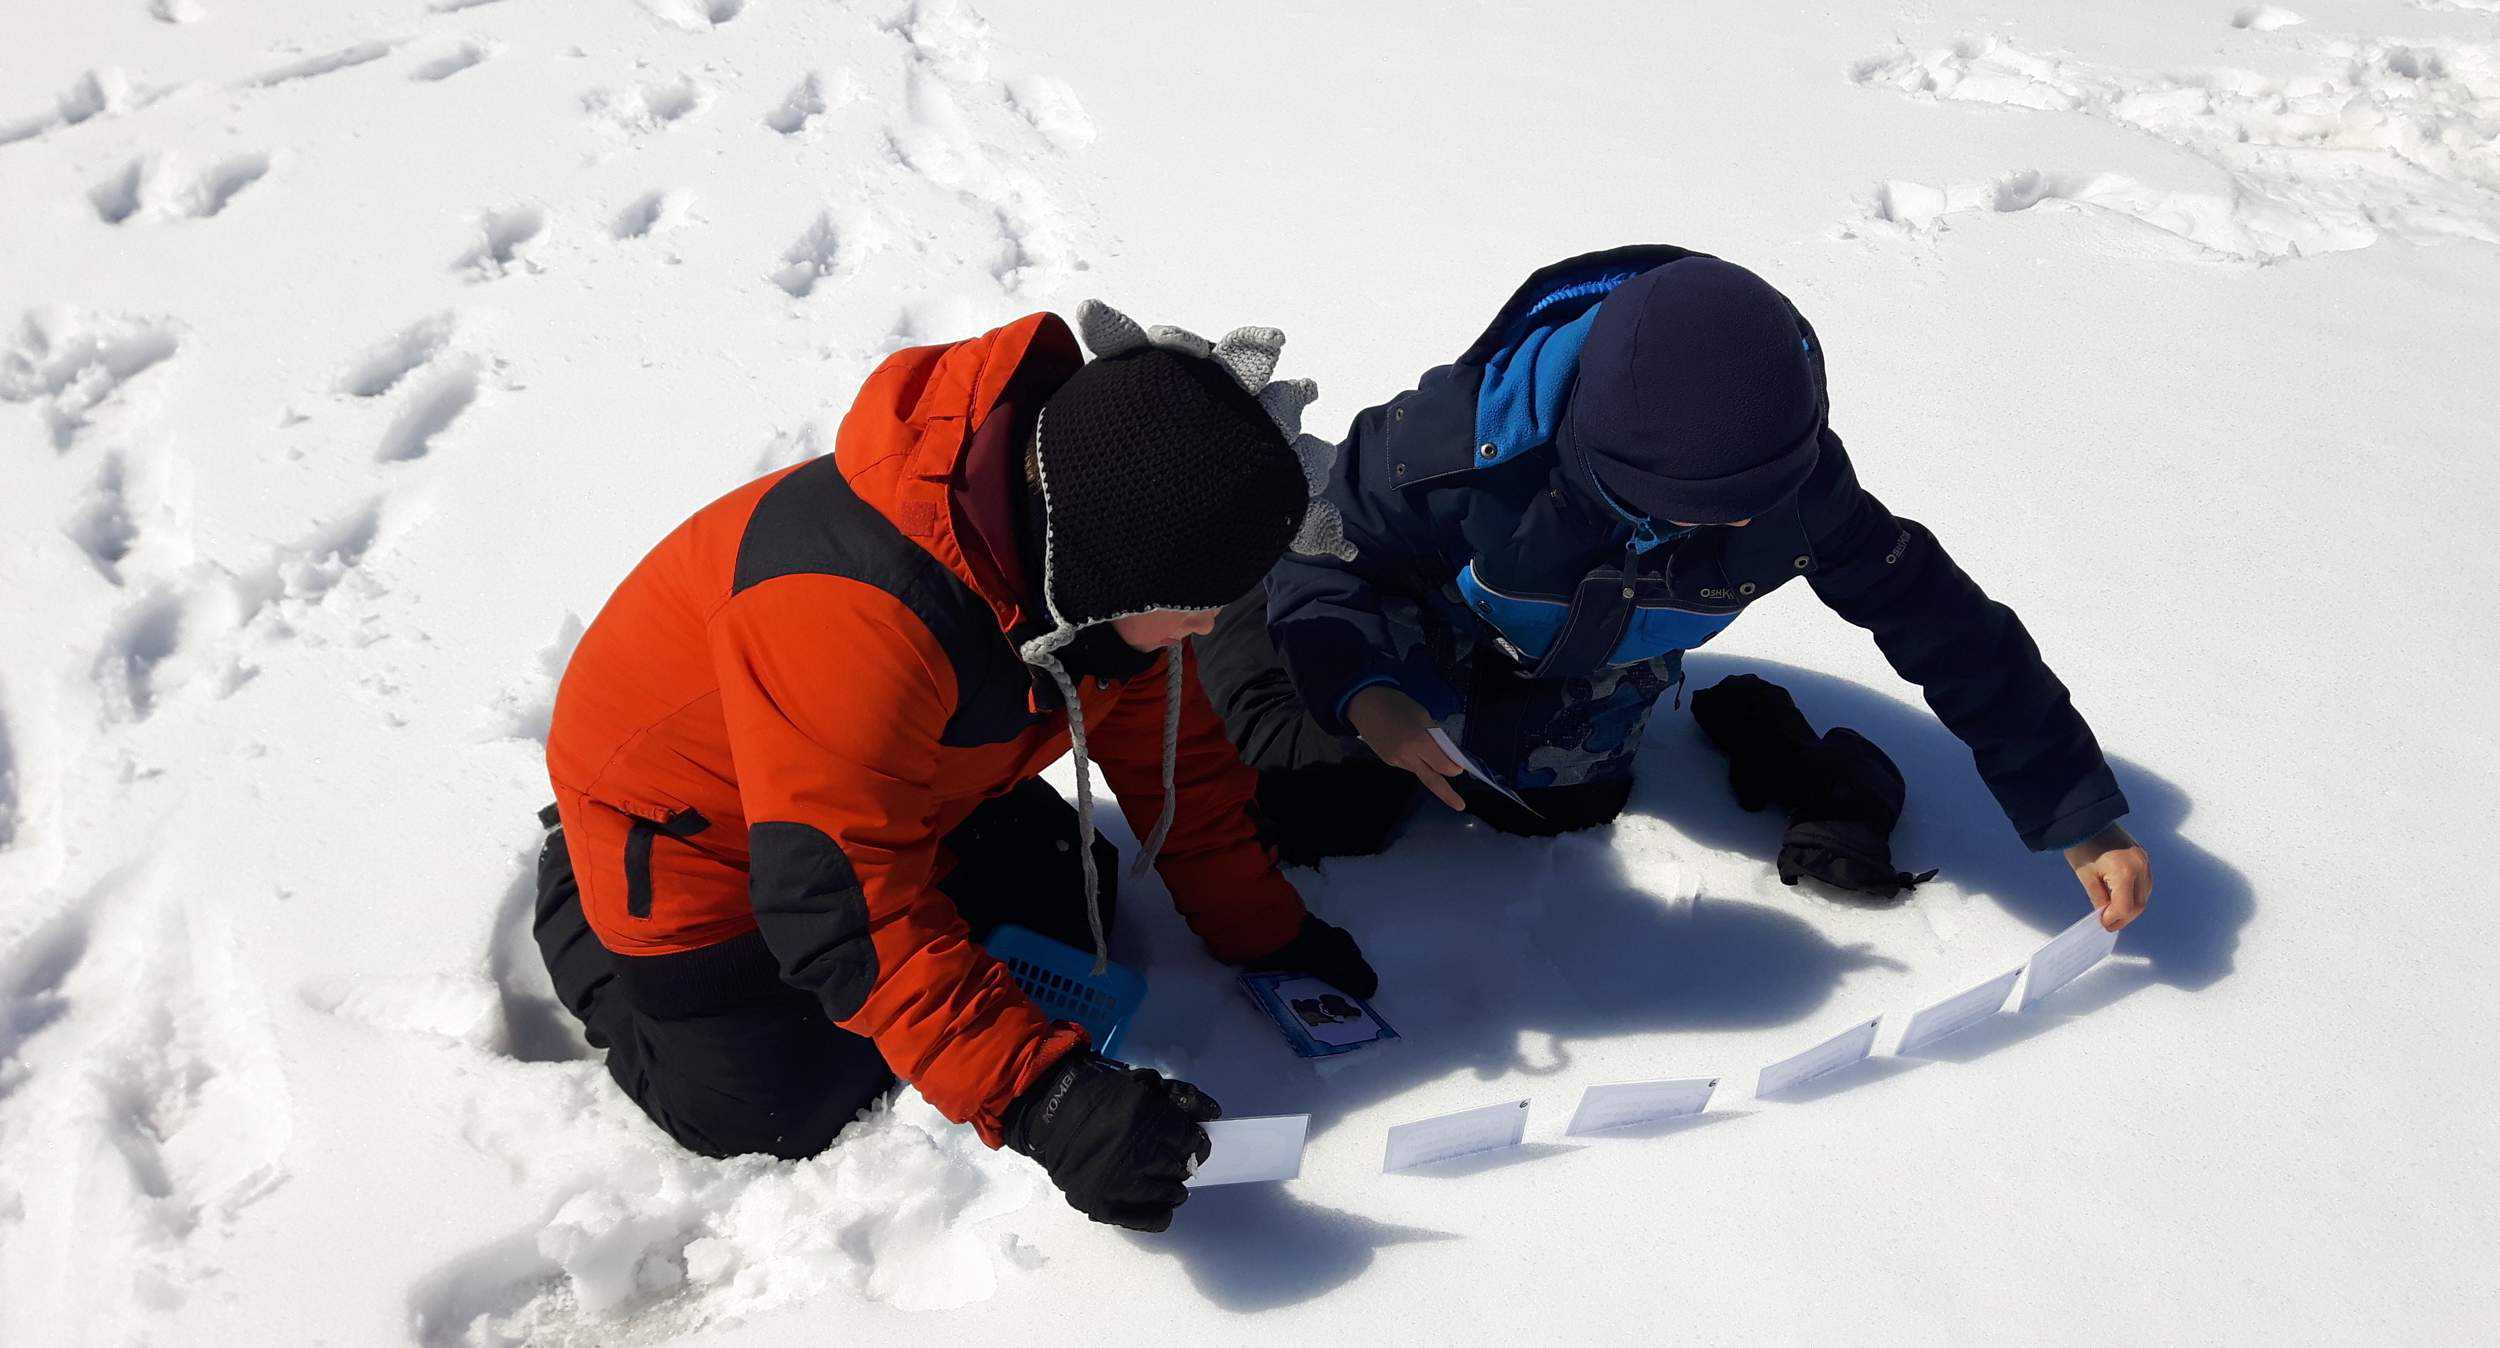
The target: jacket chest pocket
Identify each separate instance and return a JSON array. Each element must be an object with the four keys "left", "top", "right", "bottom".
[{"left": 623, "top": 807, "right": 712, "bottom": 920}]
